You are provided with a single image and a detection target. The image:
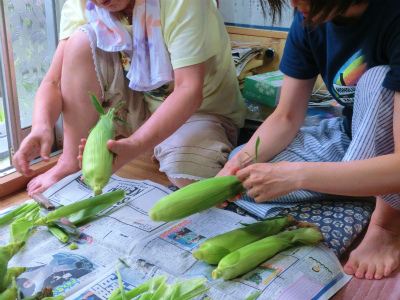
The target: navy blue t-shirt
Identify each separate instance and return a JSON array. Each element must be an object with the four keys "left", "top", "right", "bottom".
[{"left": 280, "top": 0, "right": 400, "bottom": 137}]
